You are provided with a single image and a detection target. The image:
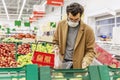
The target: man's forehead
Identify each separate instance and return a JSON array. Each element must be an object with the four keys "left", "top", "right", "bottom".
[{"left": 68, "top": 13, "right": 80, "bottom": 18}]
